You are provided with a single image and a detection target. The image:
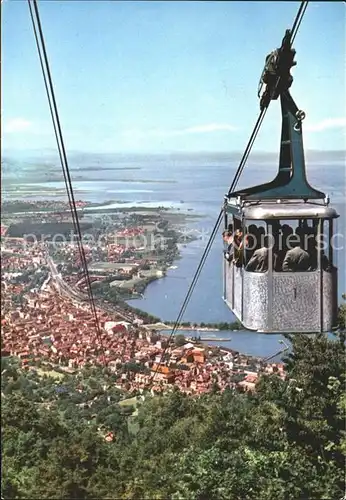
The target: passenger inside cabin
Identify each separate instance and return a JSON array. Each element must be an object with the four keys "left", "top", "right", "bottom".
[
  {"left": 238, "top": 221, "right": 332, "bottom": 272},
  {"left": 256, "top": 226, "right": 265, "bottom": 249},
  {"left": 304, "top": 224, "right": 331, "bottom": 271},
  {"left": 280, "top": 223, "right": 293, "bottom": 249},
  {"left": 222, "top": 229, "right": 230, "bottom": 245},
  {"left": 245, "top": 235, "right": 276, "bottom": 272},
  {"left": 244, "top": 224, "right": 258, "bottom": 262},
  {"left": 322, "top": 252, "right": 332, "bottom": 271},
  {"left": 305, "top": 225, "right": 317, "bottom": 270},
  {"left": 223, "top": 227, "right": 234, "bottom": 262},
  {"left": 222, "top": 222, "right": 245, "bottom": 265},
  {"left": 273, "top": 224, "right": 292, "bottom": 271},
  {"left": 233, "top": 228, "right": 244, "bottom": 267},
  {"left": 282, "top": 230, "right": 311, "bottom": 272}
]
